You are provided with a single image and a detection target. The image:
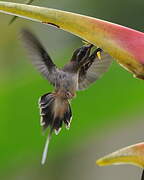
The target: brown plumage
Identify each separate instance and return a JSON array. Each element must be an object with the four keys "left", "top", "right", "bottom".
[{"left": 20, "top": 29, "right": 112, "bottom": 164}]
